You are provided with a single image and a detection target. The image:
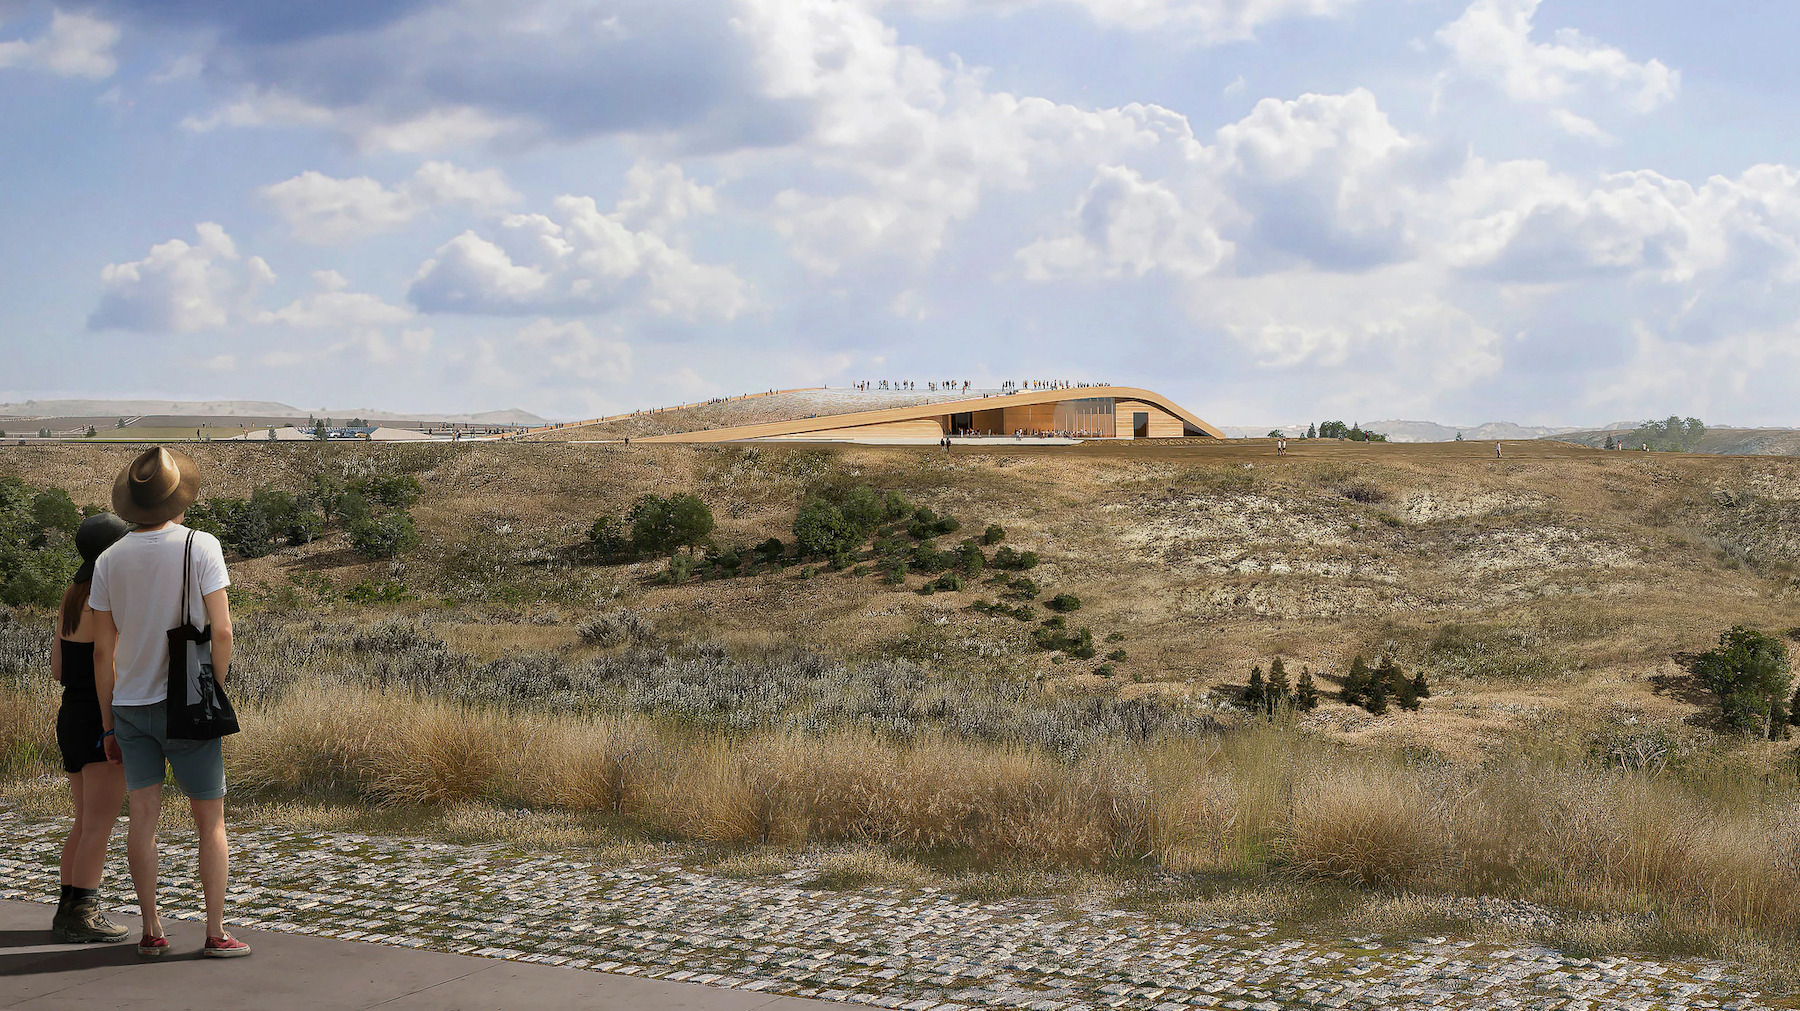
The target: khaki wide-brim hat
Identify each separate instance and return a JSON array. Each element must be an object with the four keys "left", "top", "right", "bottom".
[{"left": 111, "top": 447, "right": 201, "bottom": 525}]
